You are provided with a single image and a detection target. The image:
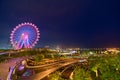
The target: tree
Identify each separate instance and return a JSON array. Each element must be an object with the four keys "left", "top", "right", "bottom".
[
  {"left": 48, "top": 71, "right": 64, "bottom": 80},
  {"left": 99, "top": 55, "right": 120, "bottom": 80},
  {"left": 34, "top": 54, "right": 44, "bottom": 62},
  {"left": 73, "top": 67, "right": 91, "bottom": 80},
  {"left": 91, "top": 63, "right": 100, "bottom": 77}
]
